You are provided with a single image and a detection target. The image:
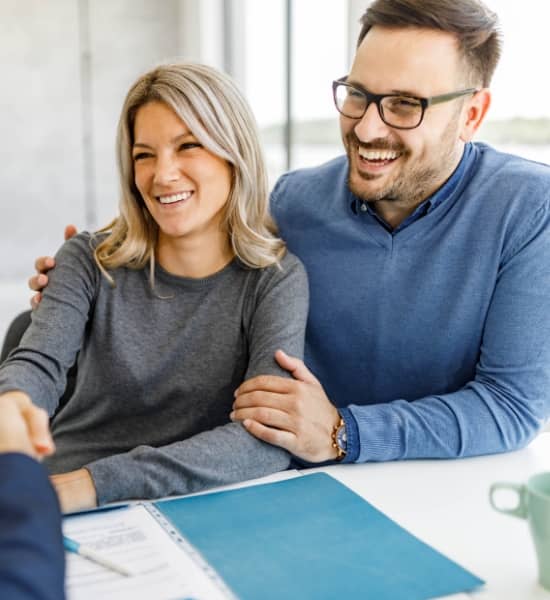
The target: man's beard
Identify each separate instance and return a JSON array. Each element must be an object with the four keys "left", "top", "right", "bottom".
[{"left": 345, "top": 118, "right": 461, "bottom": 207}]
